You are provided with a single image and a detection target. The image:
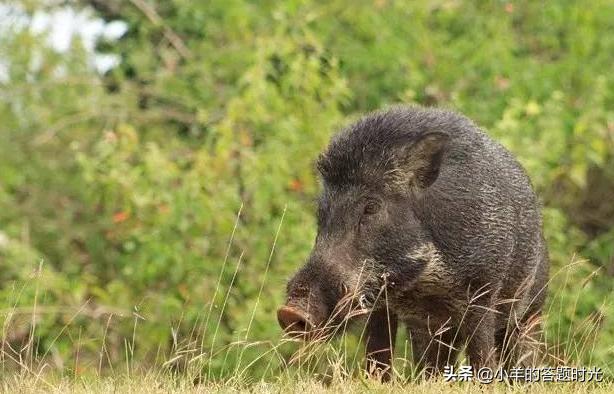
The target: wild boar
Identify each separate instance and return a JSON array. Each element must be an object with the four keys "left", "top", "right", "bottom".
[{"left": 278, "top": 106, "right": 549, "bottom": 380}]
